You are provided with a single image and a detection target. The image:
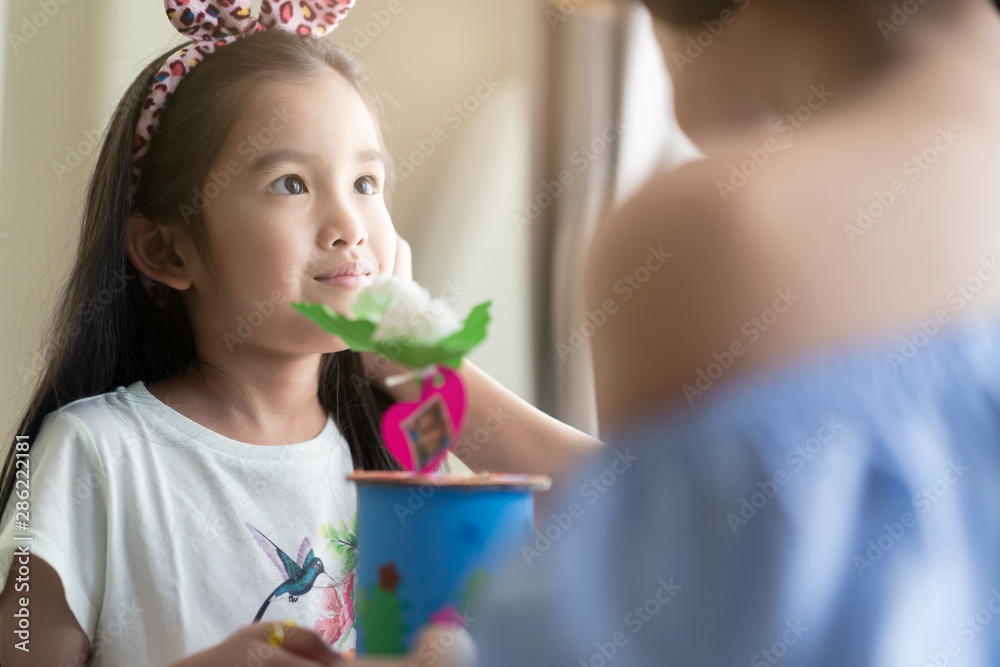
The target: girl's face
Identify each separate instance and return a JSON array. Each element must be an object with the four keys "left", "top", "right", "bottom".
[
  {"left": 416, "top": 409, "right": 445, "bottom": 450},
  {"left": 183, "top": 71, "right": 395, "bottom": 355}
]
